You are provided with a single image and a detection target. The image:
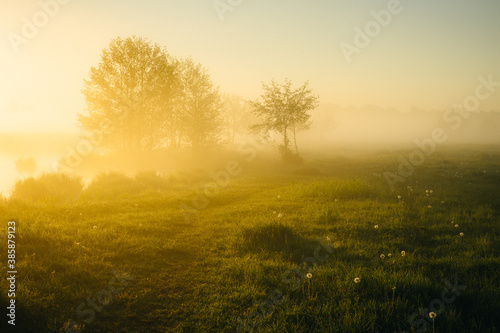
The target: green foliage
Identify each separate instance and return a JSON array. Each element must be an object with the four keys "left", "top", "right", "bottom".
[
  {"left": 134, "top": 170, "right": 170, "bottom": 191},
  {"left": 250, "top": 79, "right": 319, "bottom": 161},
  {"left": 0, "top": 147, "right": 499, "bottom": 332},
  {"left": 83, "top": 171, "right": 171, "bottom": 200},
  {"left": 78, "top": 37, "right": 224, "bottom": 152},
  {"left": 85, "top": 171, "right": 136, "bottom": 195},
  {"left": 175, "top": 57, "right": 223, "bottom": 149},
  {"left": 79, "top": 36, "right": 178, "bottom": 151},
  {"left": 10, "top": 173, "right": 83, "bottom": 202}
]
